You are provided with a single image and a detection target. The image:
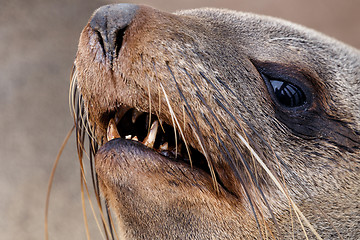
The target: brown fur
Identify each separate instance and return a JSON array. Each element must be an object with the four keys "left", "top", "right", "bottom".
[{"left": 72, "top": 4, "right": 360, "bottom": 239}]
